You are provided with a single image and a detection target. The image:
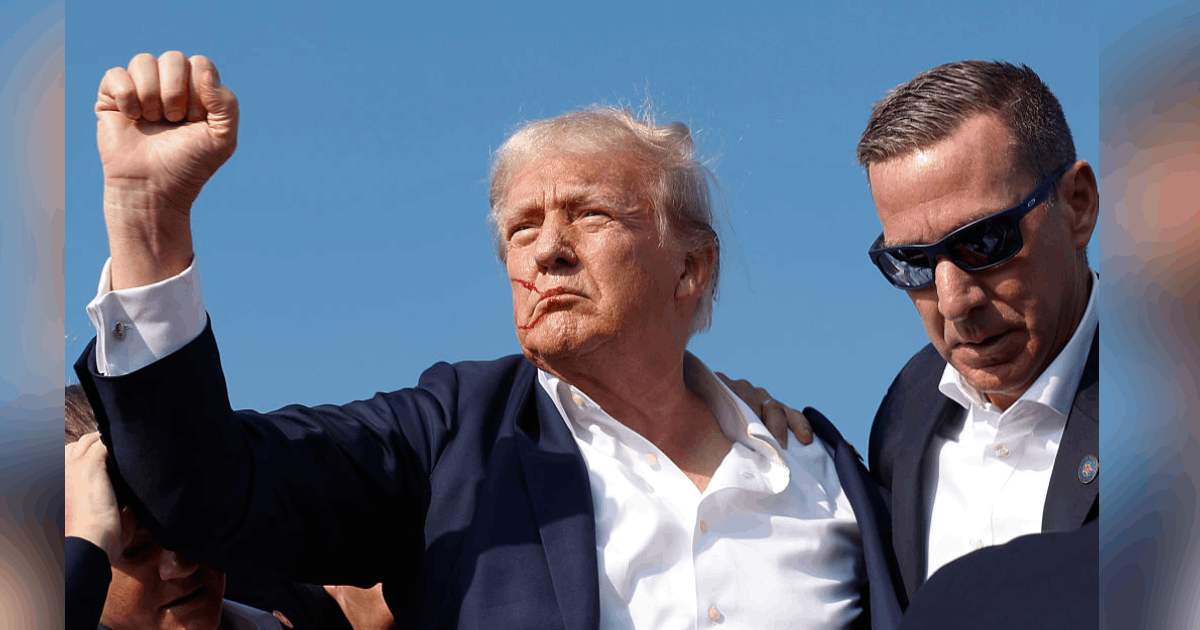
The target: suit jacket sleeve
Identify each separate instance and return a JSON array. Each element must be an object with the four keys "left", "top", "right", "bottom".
[
  {"left": 66, "top": 536, "right": 110, "bottom": 630},
  {"left": 73, "top": 318, "right": 459, "bottom": 586}
]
